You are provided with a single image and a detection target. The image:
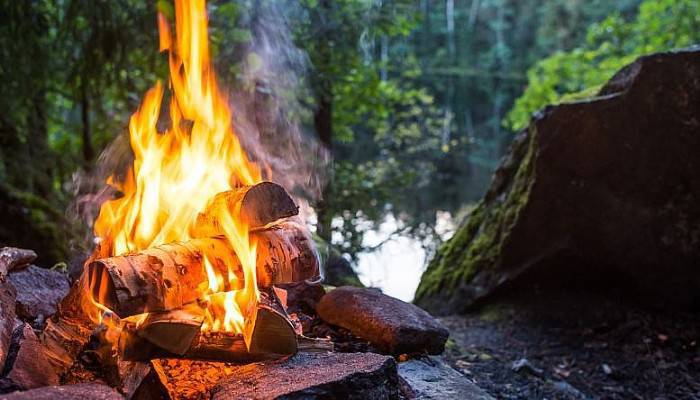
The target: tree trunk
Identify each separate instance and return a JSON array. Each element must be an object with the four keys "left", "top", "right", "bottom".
[{"left": 81, "top": 83, "right": 94, "bottom": 167}]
